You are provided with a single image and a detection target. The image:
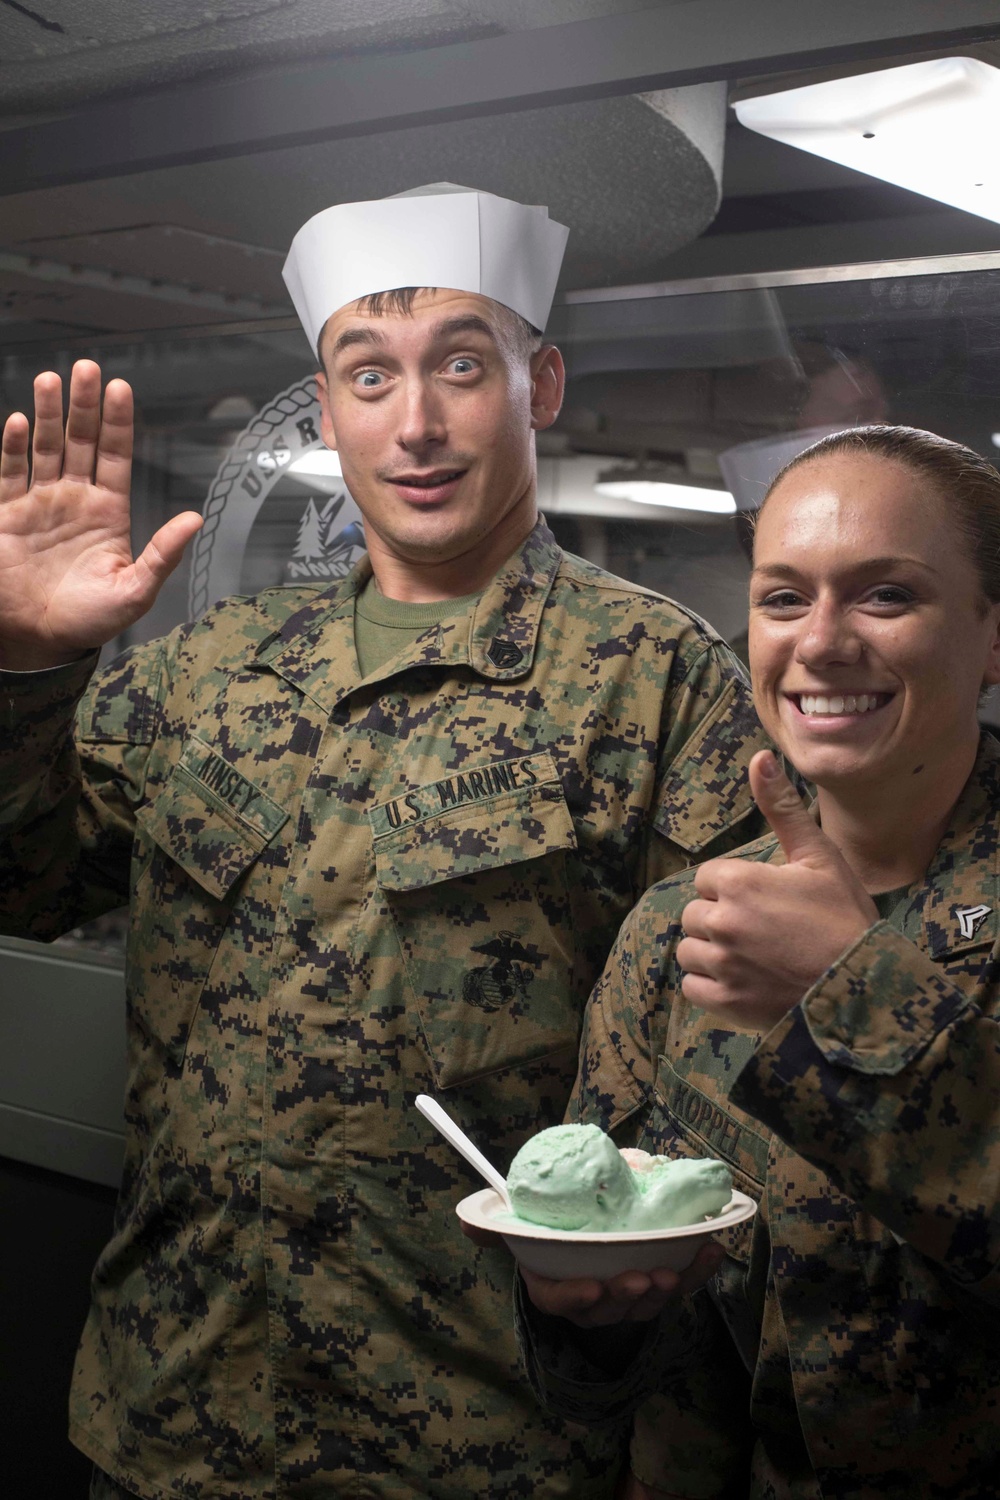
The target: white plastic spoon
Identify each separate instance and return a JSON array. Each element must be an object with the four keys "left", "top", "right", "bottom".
[{"left": 415, "top": 1094, "right": 513, "bottom": 1211}]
